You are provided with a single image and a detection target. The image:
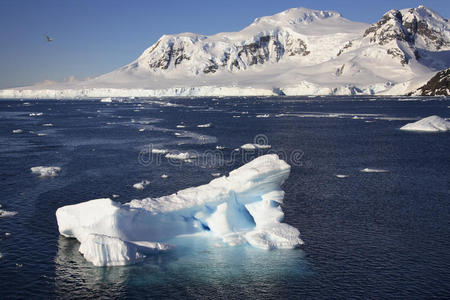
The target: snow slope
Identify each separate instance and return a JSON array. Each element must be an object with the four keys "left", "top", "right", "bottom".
[
  {"left": 1, "top": 6, "right": 449, "bottom": 98},
  {"left": 56, "top": 155, "right": 303, "bottom": 266}
]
